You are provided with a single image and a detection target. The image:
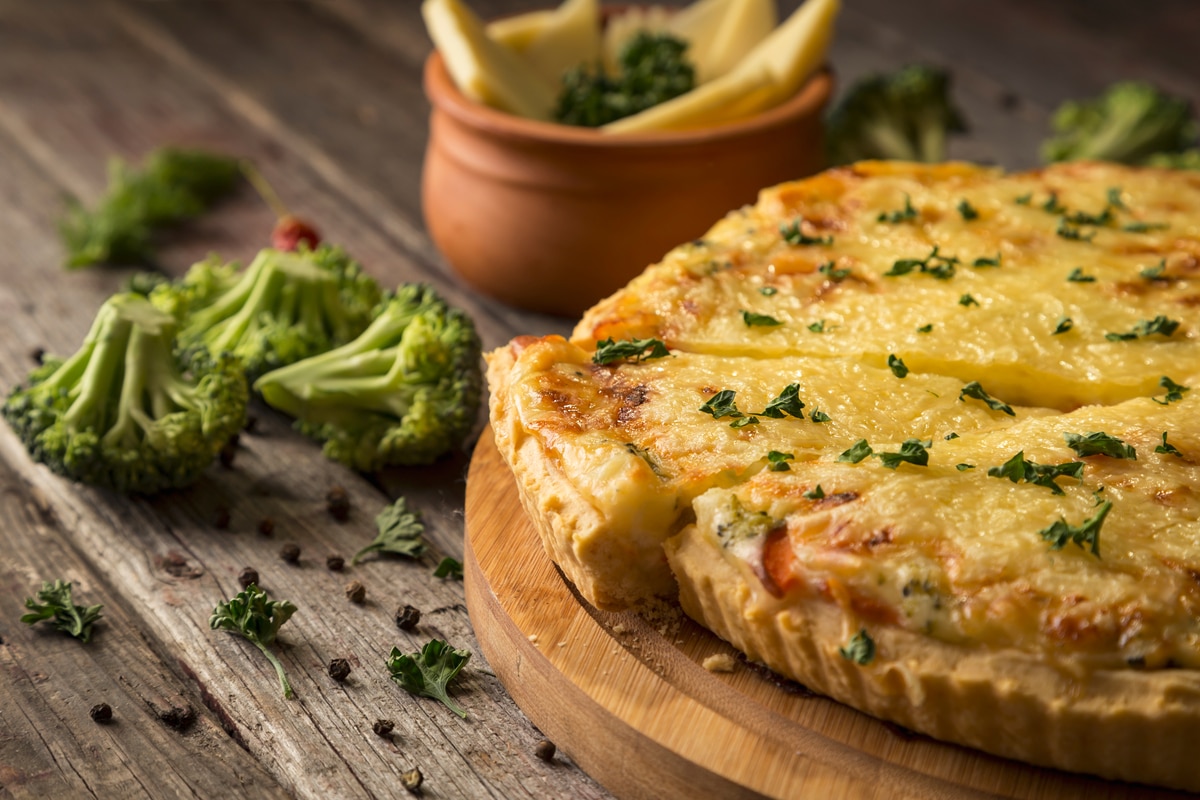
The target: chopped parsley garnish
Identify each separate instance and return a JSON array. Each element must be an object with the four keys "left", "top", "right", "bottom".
[
  {"left": 625, "top": 442, "right": 668, "bottom": 479},
  {"left": 877, "top": 194, "right": 918, "bottom": 223},
  {"left": 741, "top": 309, "right": 782, "bottom": 327},
  {"left": 818, "top": 261, "right": 851, "bottom": 281},
  {"left": 760, "top": 384, "right": 806, "bottom": 419},
  {"left": 956, "top": 463, "right": 975, "bottom": 471},
  {"left": 972, "top": 253, "right": 1001, "bottom": 268},
  {"left": 1056, "top": 219, "right": 1095, "bottom": 242},
  {"left": 1153, "top": 375, "right": 1190, "bottom": 405},
  {"left": 887, "top": 354, "right": 909, "bottom": 378},
  {"left": 759, "top": 286, "right": 778, "bottom": 296},
  {"left": 1156, "top": 432, "right": 1182, "bottom": 456},
  {"left": 1042, "top": 192, "right": 1066, "bottom": 214},
  {"left": 780, "top": 218, "right": 832, "bottom": 246},
  {"left": 699, "top": 389, "right": 743, "bottom": 419},
  {"left": 959, "top": 294, "right": 979, "bottom": 307},
  {"left": 1066, "top": 267, "right": 1095, "bottom": 283},
  {"left": 1106, "top": 315, "right": 1180, "bottom": 341},
  {"left": 1063, "top": 206, "right": 1113, "bottom": 227},
  {"left": 838, "top": 439, "right": 874, "bottom": 463},
  {"left": 767, "top": 450, "right": 795, "bottom": 472},
  {"left": 803, "top": 484, "right": 825, "bottom": 500},
  {"left": 987, "top": 451, "right": 1084, "bottom": 495},
  {"left": 875, "top": 438, "right": 931, "bottom": 470},
  {"left": 885, "top": 245, "right": 959, "bottom": 280},
  {"left": 1064, "top": 431, "right": 1137, "bottom": 460},
  {"left": 433, "top": 557, "right": 464, "bottom": 579},
  {"left": 1107, "top": 187, "right": 1126, "bottom": 209},
  {"left": 916, "top": 323, "right": 933, "bottom": 333},
  {"left": 959, "top": 381, "right": 1015, "bottom": 416},
  {"left": 810, "top": 408, "right": 831, "bottom": 423},
  {"left": 807, "top": 320, "right": 828, "bottom": 333},
  {"left": 944, "top": 432, "right": 959, "bottom": 440},
  {"left": 839, "top": 629, "right": 876, "bottom": 665},
  {"left": 957, "top": 199, "right": 979, "bottom": 220},
  {"left": 1139, "top": 259, "right": 1166, "bottom": 280},
  {"left": 1015, "top": 192, "right": 1032, "bottom": 205},
  {"left": 1037, "top": 500, "right": 1112, "bottom": 557},
  {"left": 593, "top": 337, "right": 671, "bottom": 365},
  {"left": 730, "top": 416, "right": 759, "bottom": 429},
  {"left": 1053, "top": 316, "right": 1073, "bottom": 335},
  {"left": 1123, "top": 221, "right": 1169, "bottom": 233}
]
